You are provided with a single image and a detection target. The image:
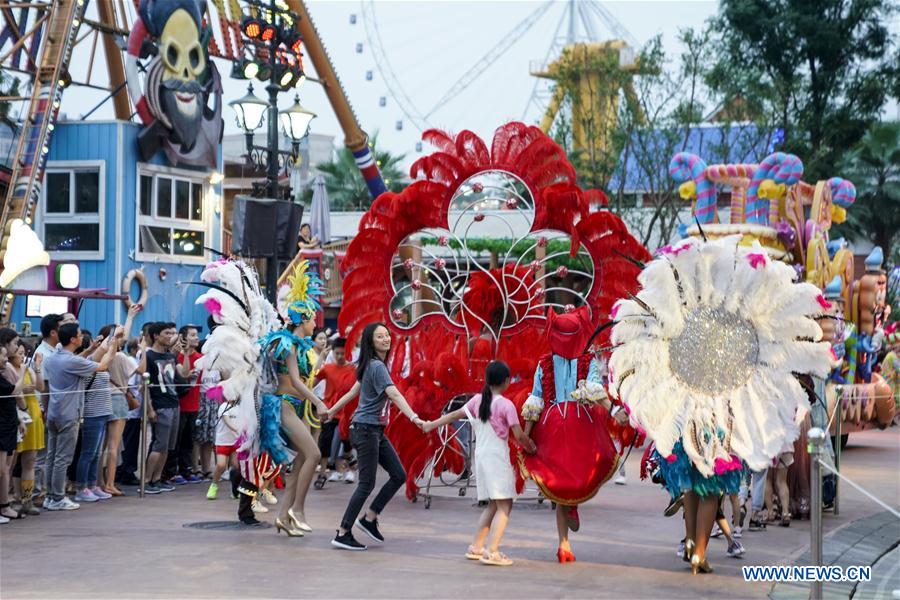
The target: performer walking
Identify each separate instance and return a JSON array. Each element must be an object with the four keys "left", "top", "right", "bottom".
[
  {"left": 610, "top": 236, "right": 833, "bottom": 573},
  {"left": 261, "top": 262, "right": 330, "bottom": 537},
  {"left": 425, "top": 361, "right": 536, "bottom": 566},
  {"left": 327, "top": 323, "right": 424, "bottom": 551},
  {"left": 520, "top": 307, "right": 629, "bottom": 563}
]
